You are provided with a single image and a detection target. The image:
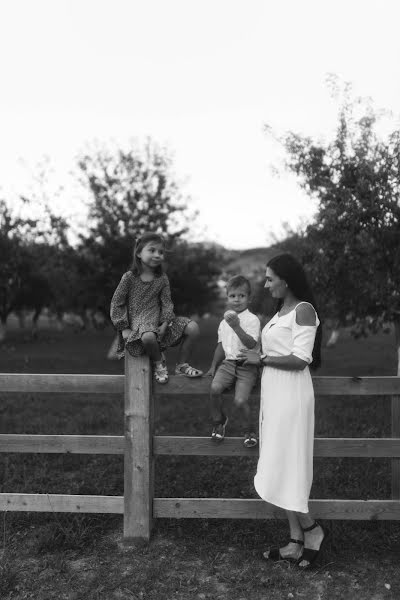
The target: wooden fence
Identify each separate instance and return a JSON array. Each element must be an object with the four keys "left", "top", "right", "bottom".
[{"left": 0, "top": 353, "right": 400, "bottom": 543}]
